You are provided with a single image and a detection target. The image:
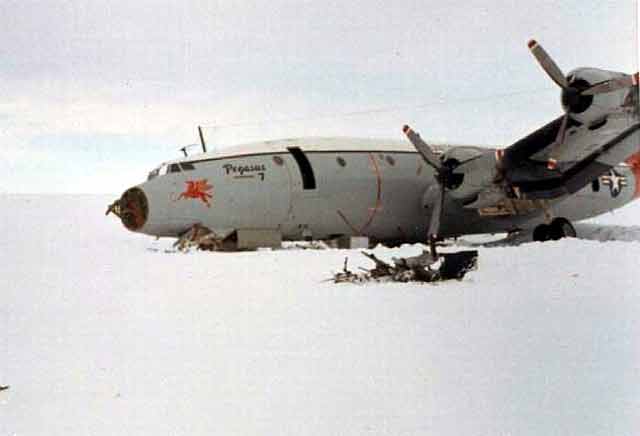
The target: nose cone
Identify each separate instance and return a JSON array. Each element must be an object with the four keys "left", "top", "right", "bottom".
[{"left": 112, "top": 187, "right": 149, "bottom": 231}]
